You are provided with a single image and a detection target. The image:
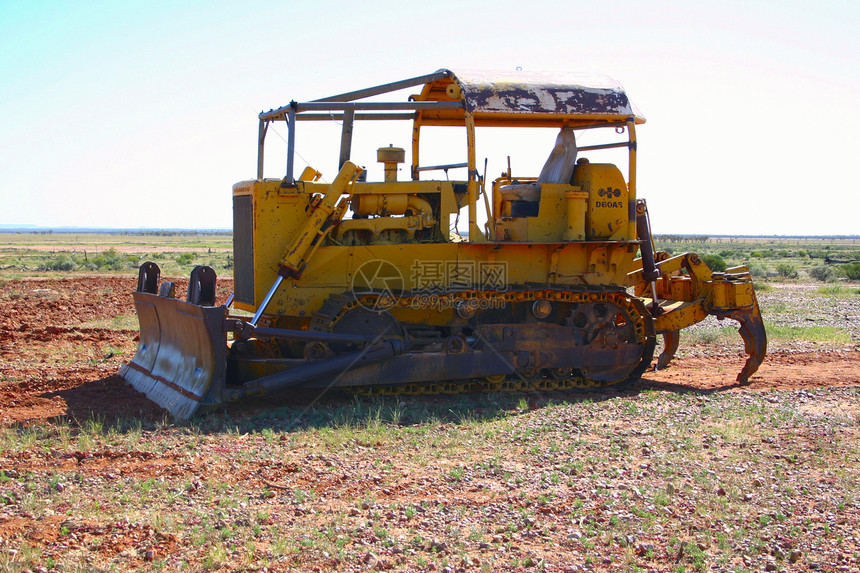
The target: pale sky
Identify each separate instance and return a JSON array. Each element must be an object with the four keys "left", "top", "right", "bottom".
[{"left": 1, "top": 0, "right": 857, "bottom": 235}]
